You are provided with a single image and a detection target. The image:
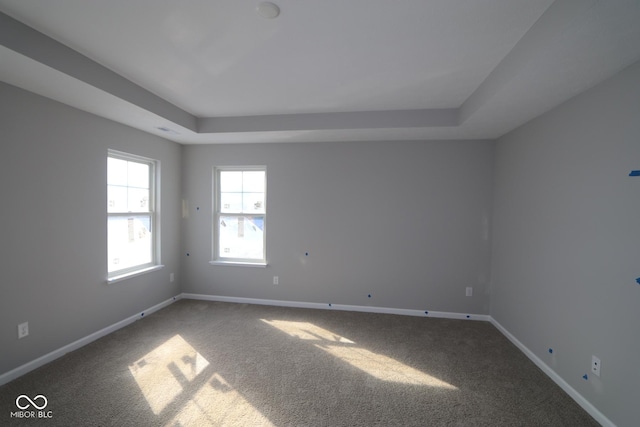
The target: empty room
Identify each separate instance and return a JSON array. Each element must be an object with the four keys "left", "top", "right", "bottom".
[{"left": 0, "top": 1, "right": 639, "bottom": 426}]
